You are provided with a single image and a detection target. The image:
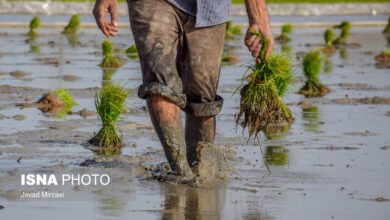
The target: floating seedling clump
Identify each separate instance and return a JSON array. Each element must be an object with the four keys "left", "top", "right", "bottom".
[
  {"left": 236, "top": 31, "right": 294, "bottom": 139},
  {"left": 275, "top": 24, "right": 293, "bottom": 43},
  {"left": 17, "top": 88, "right": 78, "bottom": 118},
  {"left": 298, "top": 50, "right": 329, "bottom": 97},
  {"left": 100, "top": 40, "right": 122, "bottom": 68},
  {"left": 89, "top": 82, "right": 129, "bottom": 153},
  {"left": 125, "top": 45, "right": 138, "bottom": 54},
  {"left": 37, "top": 88, "right": 78, "bottom": 118},
  {"left": 322, "top": 29, "right": 336, "bottom": 55},
  {"left": 125, "top": 45, "right": 139, "bottom": 59},
  {"left": 26, "top": 16, "right": 40, "bottom": 37},
  {"left": 225, "top": 21, "right": 242, "bottom": 39},
  {"left": 62, "top": 14, "right": 80, "bottom": 35},
  {"left": 375, "top": 49, "right": 390, "bottom": 63}
]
